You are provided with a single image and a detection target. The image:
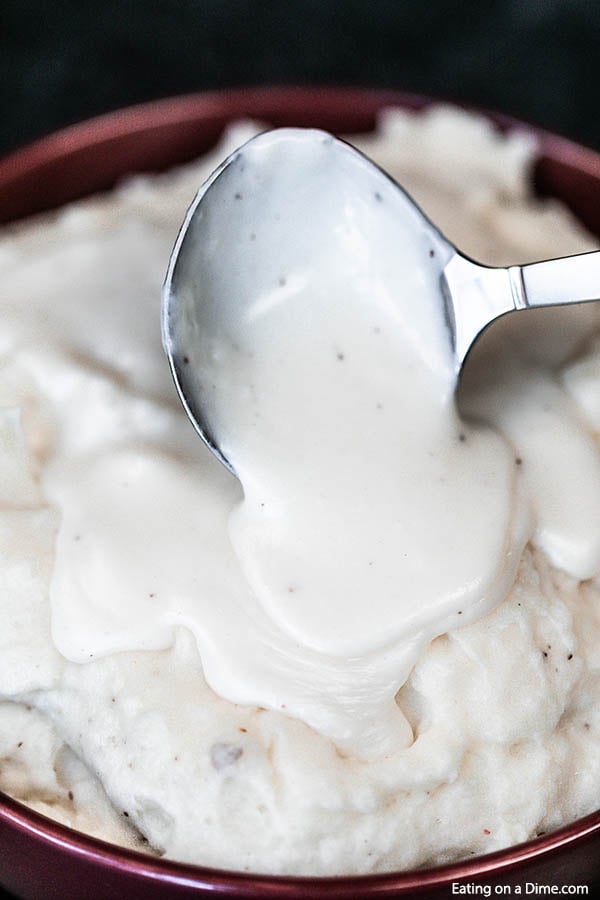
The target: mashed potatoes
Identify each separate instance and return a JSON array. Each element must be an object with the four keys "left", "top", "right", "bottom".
[{"left": 0, "top": 107, "right": 599, "bottom": 874}]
